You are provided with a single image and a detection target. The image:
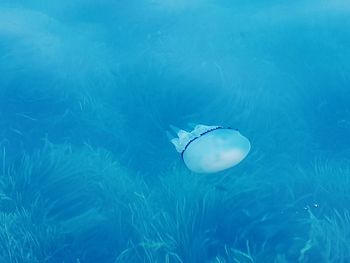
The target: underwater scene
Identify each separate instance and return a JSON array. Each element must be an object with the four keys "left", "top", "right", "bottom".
[{"left": 1, "top": 0, "right": 350, "bottom": 262}]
